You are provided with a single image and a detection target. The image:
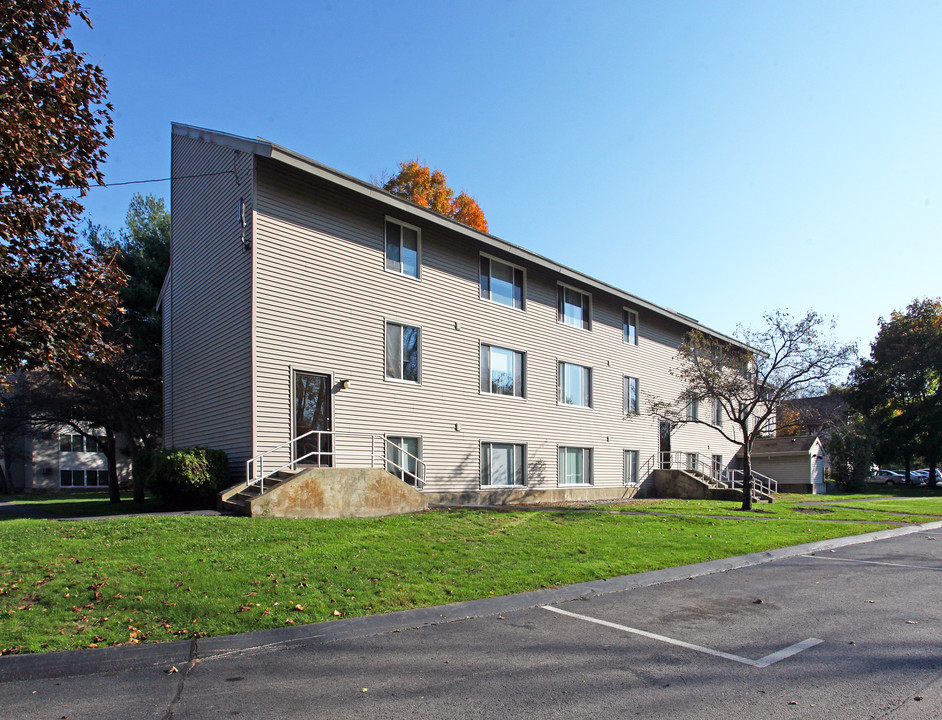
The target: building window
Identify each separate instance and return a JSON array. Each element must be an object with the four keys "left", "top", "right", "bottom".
[
  {"left": 481, "top": 344, "right": 525, "bottom": 397},
  {"left": 624, "top": 376, "right": 639, "bottom": 414},
  {"left": 386, "top": 436, "right": 421, "bottom": 485},
  {"left": 559, "top": 362, "right": 591, "bottom": 407},
  {"left": 624, "top": 450, "right": 640, "bottom": 486},
  {"left": 385, "top": 218, "right": 420, "bottom": 278},
  {"left": 557, "top": 284, "right": 591, "bottom": 330},
  {"left": 385, "top": 322, "right": 420, "bottom": 382},
  {"left": 687, "top": 393, "right": 699, "bottom": 421},
  {"left": 480, "top": 255, "right": 524, "bottom": 310},
  {"left": 481, "top": 443, "right": 526, "bottom": 486},
  {"left": 712, "top": 454, "right": 724, "bottom": 479},
  {"left": 59, "top": 433, "right": 105, "bottom": 453},
  {"left": 60, "top": 469, "right": 109, "bottom": 488},
  {"left": 623, "top": 309, "right": 638, "bottom": 345},
  {"left": 712, "top": 398, "right": 723, "bottom": 427},
  {"left": 686, "top": 452, "right": 698, "bottom": 471},
  {"left": 559, "top": 447, "right": 592, "bottom": 485}
]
